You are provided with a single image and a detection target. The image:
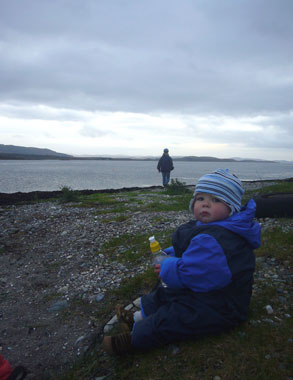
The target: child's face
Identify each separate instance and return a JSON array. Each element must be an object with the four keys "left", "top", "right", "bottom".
[{"left": 193, "top": 192, "right": 231, "bottom": 223}]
